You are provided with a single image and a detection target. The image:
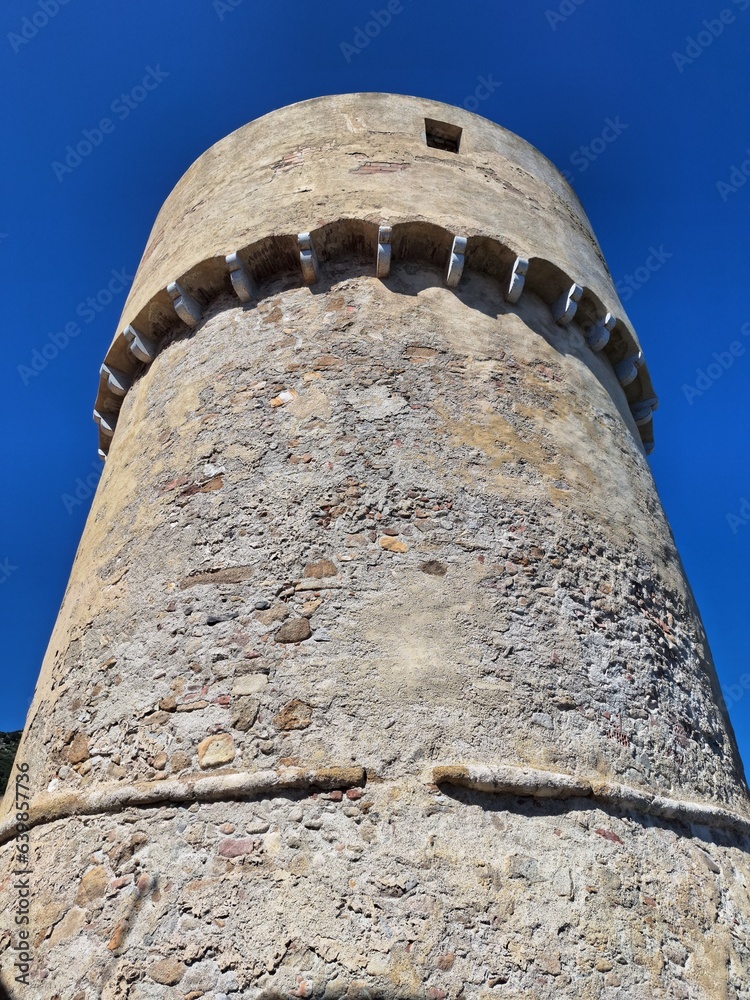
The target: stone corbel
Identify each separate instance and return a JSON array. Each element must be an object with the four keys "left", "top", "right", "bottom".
[
  {"left": 376, "top": 225, "right": 392, "bottom": 278},
  {"left": 123, "top": 325, "right": 158, "bottom": 364},
  {"left": 505, "top": 257, "right": 528, "bottom": 304},
  {"left": 446, "top": 236, "right": 467, "bottom": 289},
  {"left": 615, "top": 351, "right": 644, "bottom": 387},
  {"left": 630, "top": 397, "right": 659, "bottom": 426},
  {"left": 226, "top": 252, "right": 258, "bottom": 303},
  {"left": 298, "top": 233, "right": 320, "bottom": 284},
  {"left": 552, "top": 283, "right": 583, "bottom": 326},
  {"left": 167, "top": 281, "right": 202, "bottom": 327},
  {"left": 586, "top": 312, "right": 616, "bottom": 352},
  {"left": 93, "top": 409, "right": 118, "bottom": 438},
  {"left": 99, "top": 364, "right": 132, "bottom": 397}
]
